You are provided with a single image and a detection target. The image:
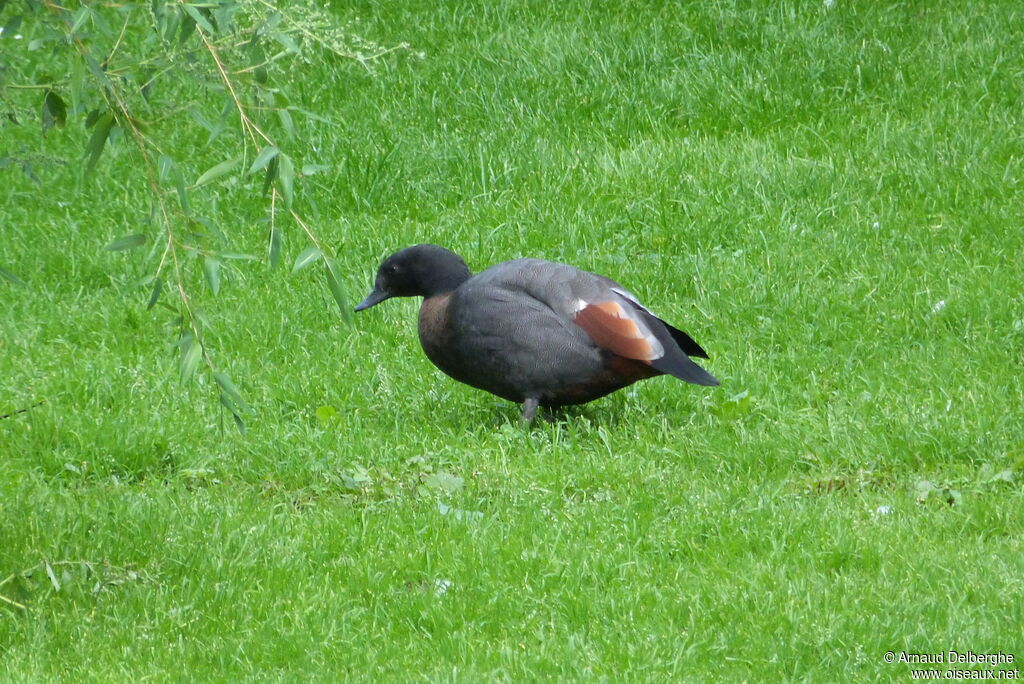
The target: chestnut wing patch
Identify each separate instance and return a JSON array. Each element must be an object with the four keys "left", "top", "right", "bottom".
[{"left": 572, "top": 300, "right": 663, "bottom": 361}]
